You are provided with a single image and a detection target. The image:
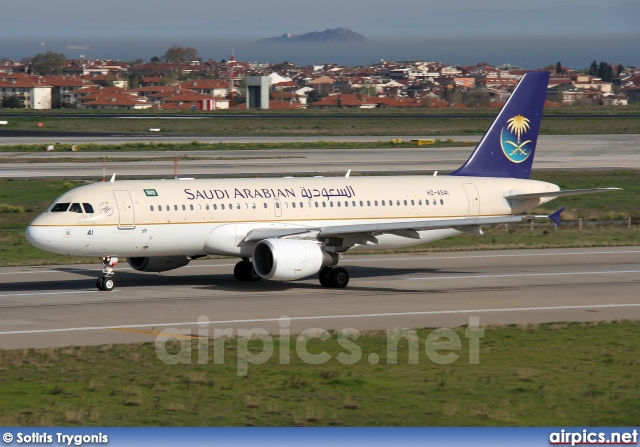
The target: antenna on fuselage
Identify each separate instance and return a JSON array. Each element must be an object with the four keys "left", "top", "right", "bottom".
[
  {"left": 109, "top": 173, "right": 116, "bottom": 183},
  {"left": 345, "top": 169, "right": 351, "bottom": 178},
  {"left": 433, "top": 171, "right": 438, "bottom": 177}
]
